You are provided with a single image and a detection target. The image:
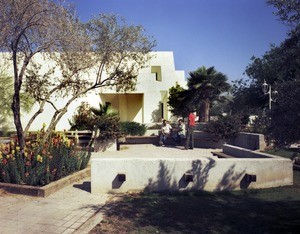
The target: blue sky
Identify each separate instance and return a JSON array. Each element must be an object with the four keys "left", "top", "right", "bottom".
[{"left": 68, "top": 0, "right": 288, "bottom": 82}]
